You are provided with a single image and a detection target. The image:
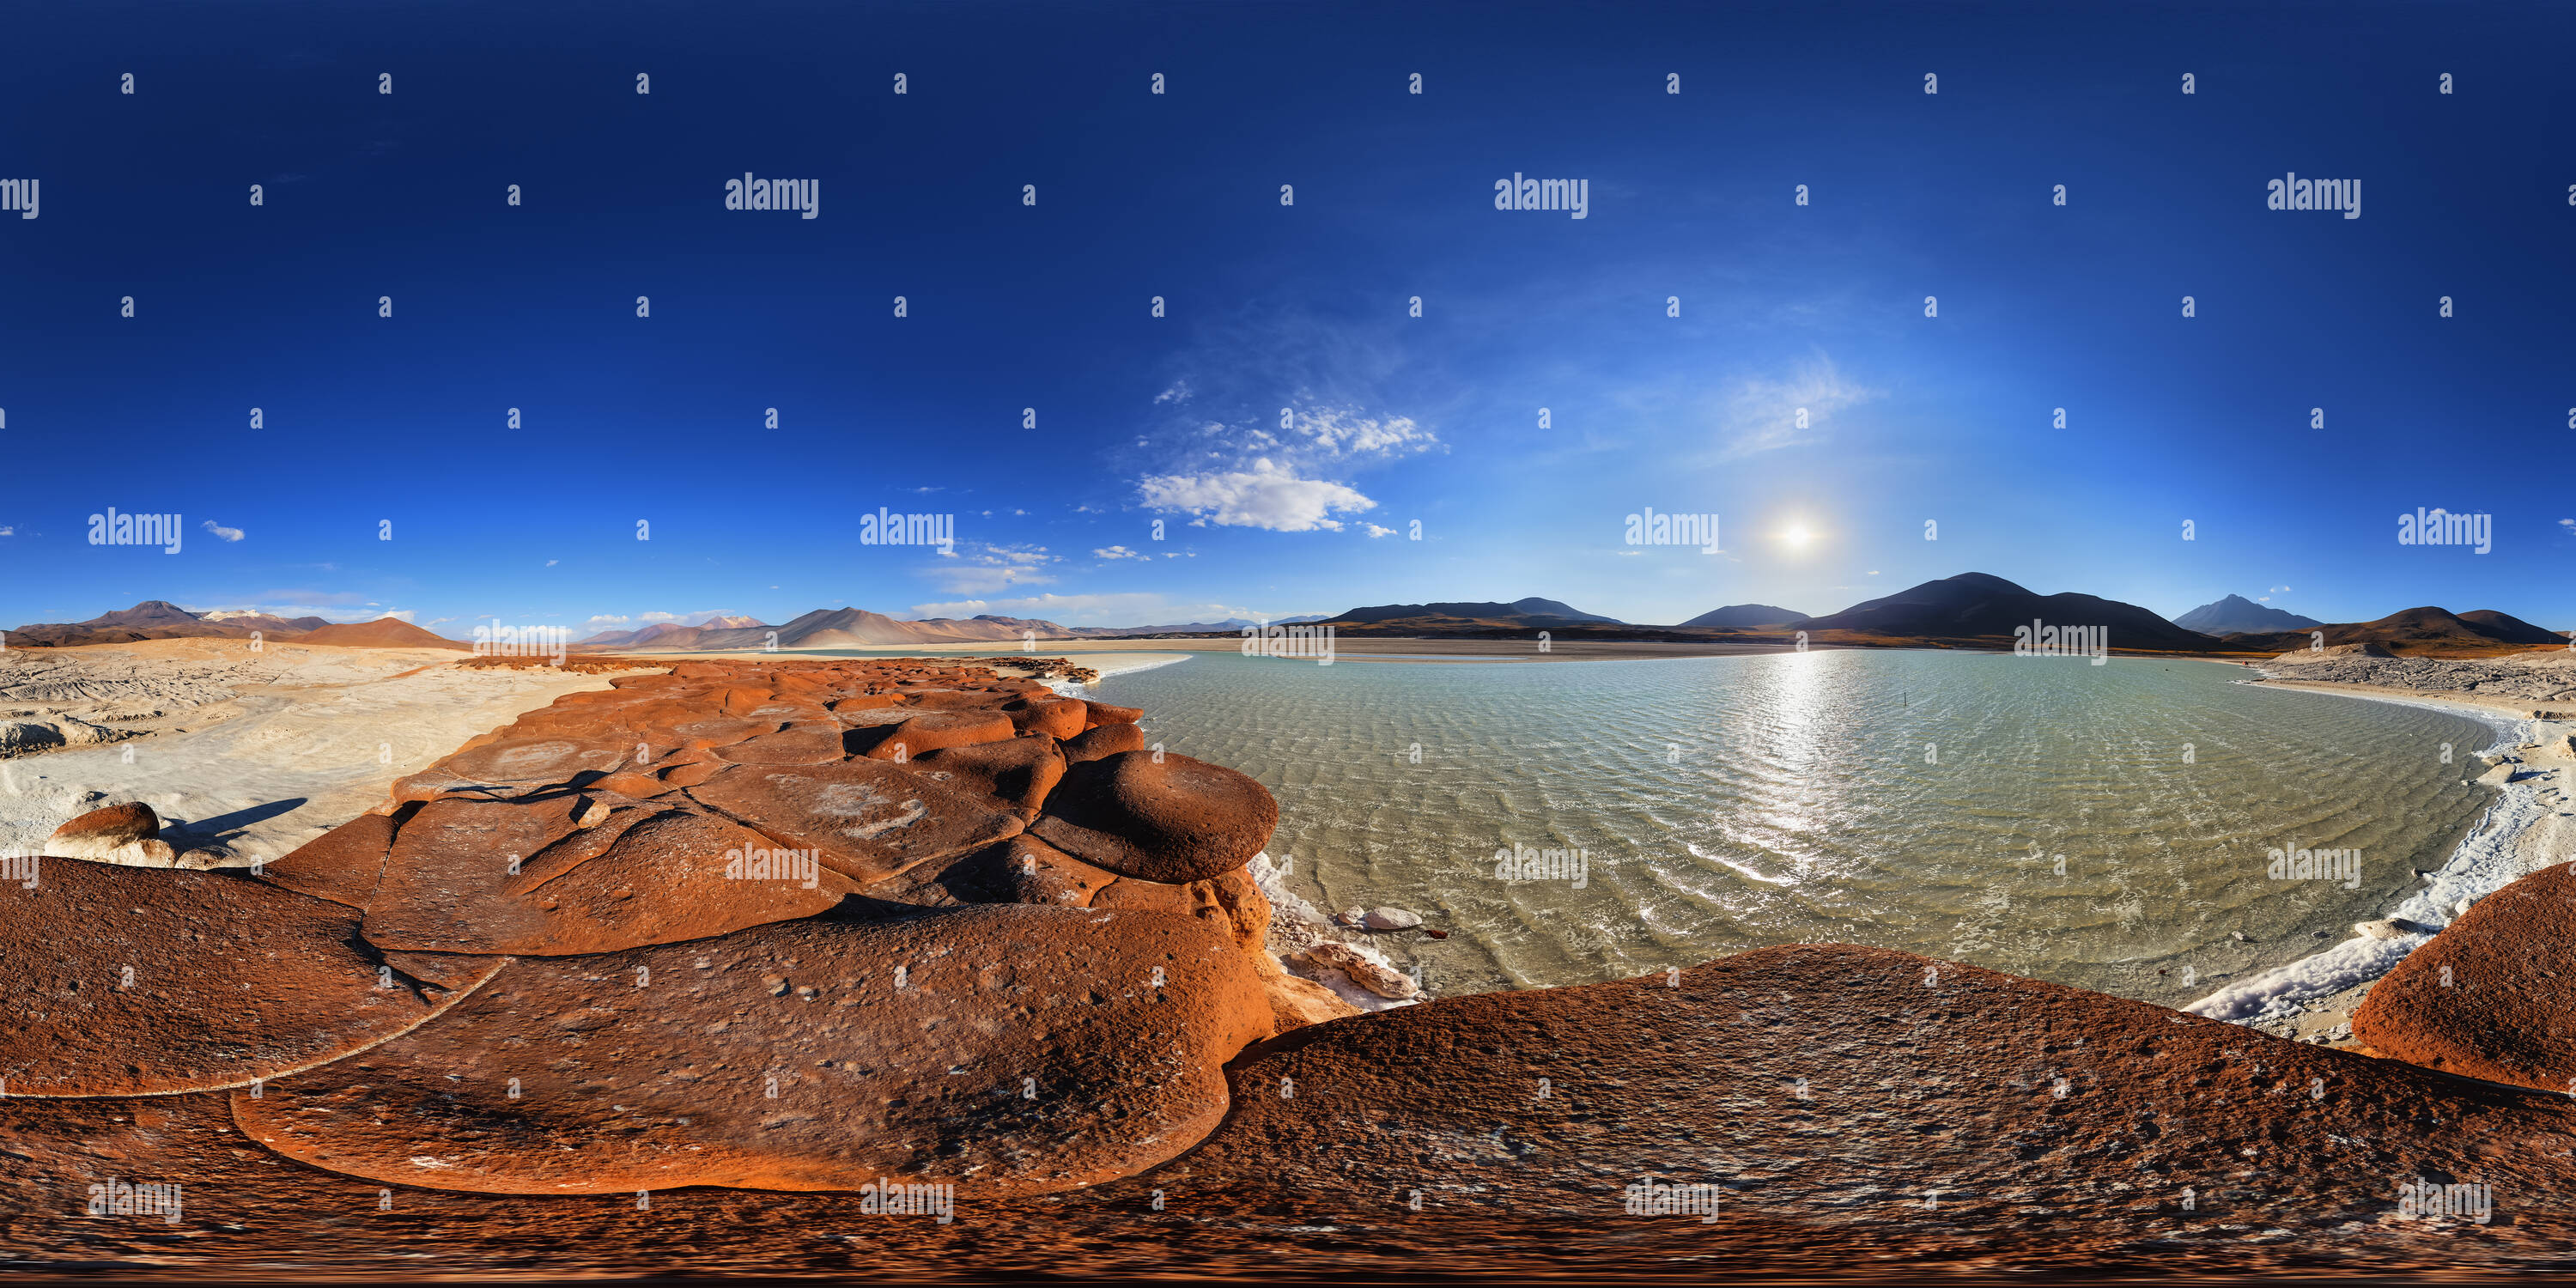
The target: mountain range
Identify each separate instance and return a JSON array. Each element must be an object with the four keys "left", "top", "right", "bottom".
[
  {"left": 4, "top": 601, "right": 458, "bottom": 649},
  {"left": 1678, "top": 604, "right": 1807, "bottom": 629},
  {"left": 2172, "top": 594, "right": 2323, "bottom": 634}
]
